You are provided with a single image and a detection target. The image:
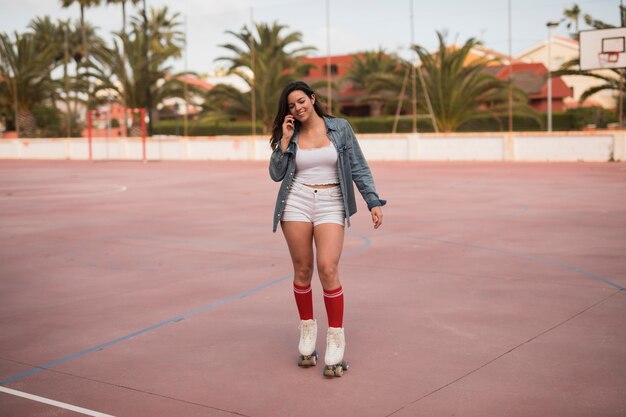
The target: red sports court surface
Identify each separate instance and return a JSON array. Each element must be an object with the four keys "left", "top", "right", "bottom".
[{"left": 0, "top": 160, "right": 625, "bottom": 417}]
